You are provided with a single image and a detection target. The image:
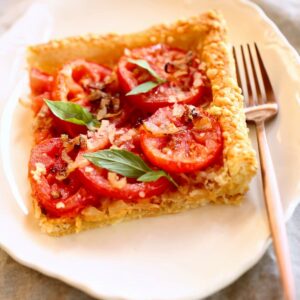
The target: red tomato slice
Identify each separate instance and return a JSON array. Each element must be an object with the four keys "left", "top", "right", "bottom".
[
  {"left": 109, "top": 101, "right": 152, "bottom": 129},
  {"left": 77, "top": 167, "right": 170, "bottom": 201},
  {"left": 53, "top": 116, "right": 87, "bottom": 138},
  {"left": 53, "top": 59, "right": 112, "bottom": 104},
  {"left": 76, "top": 128, "right": 171, "bottom": 201},
  {"left": 31, "top": 91, "right": 51, "bottom": 115},
  {"left": 29, "top": 68, "right": 54, "bottom": 115},
  {"left": 140, "top": 104, "right": 223, "bottom": 173},
  {"left": 117, "top": 44, "right": 207, "bottom": 112},
  {"left": 29, "top": 138, "right": 98, "bottom": 218},
  {"left": 109, "top": 101, "right": 138, "bottom": 128},
  {"left": 85, "top": 122, "right": 111, "bottom": 152},
  {"left": 30, "top": 68, "right": 54, "bottom": 96},
  {"left": 52, "top": 59, "right": 114, "bottom": 137},
  {"left": 33, "top": 105, "right": 58, "bottom": 144},
  {"left": 111, "top": 127, "right": 141, "bottom": 152}
]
